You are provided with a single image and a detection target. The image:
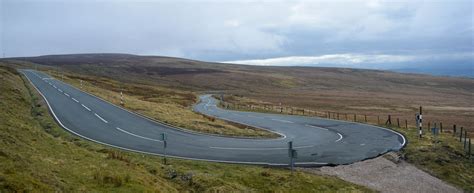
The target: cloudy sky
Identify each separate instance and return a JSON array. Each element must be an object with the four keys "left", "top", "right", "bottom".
[{"left": 1, "top": 0, "right": 473, "bottom": 71}]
